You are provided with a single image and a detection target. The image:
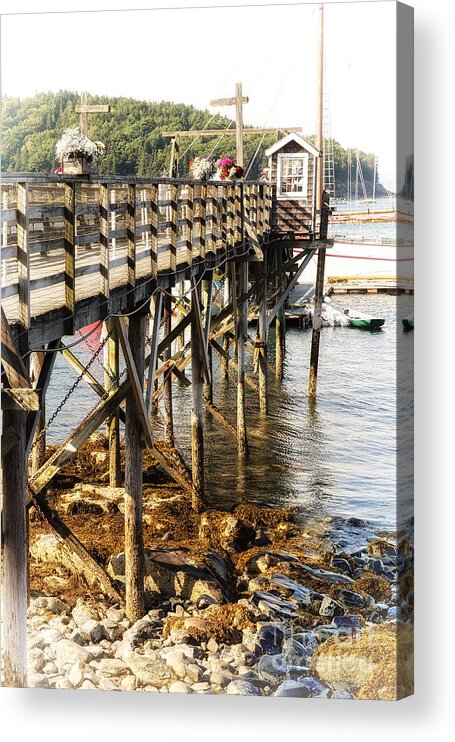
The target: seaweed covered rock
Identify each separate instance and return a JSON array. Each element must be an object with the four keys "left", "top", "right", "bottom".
[
  {"left": 108, "top": 548, "right": 227, "bottom": 604},
  {"left": 311, "top": 622, "right": 413, "bottom": 700},
  {"left": 164, "top": 603, "right": 255, "bottom": 645}
]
